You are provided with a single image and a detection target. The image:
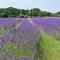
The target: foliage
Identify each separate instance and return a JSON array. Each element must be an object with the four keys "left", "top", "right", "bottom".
[{"left": 0, "top": 7, "right": 57, "bottom": 18}]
